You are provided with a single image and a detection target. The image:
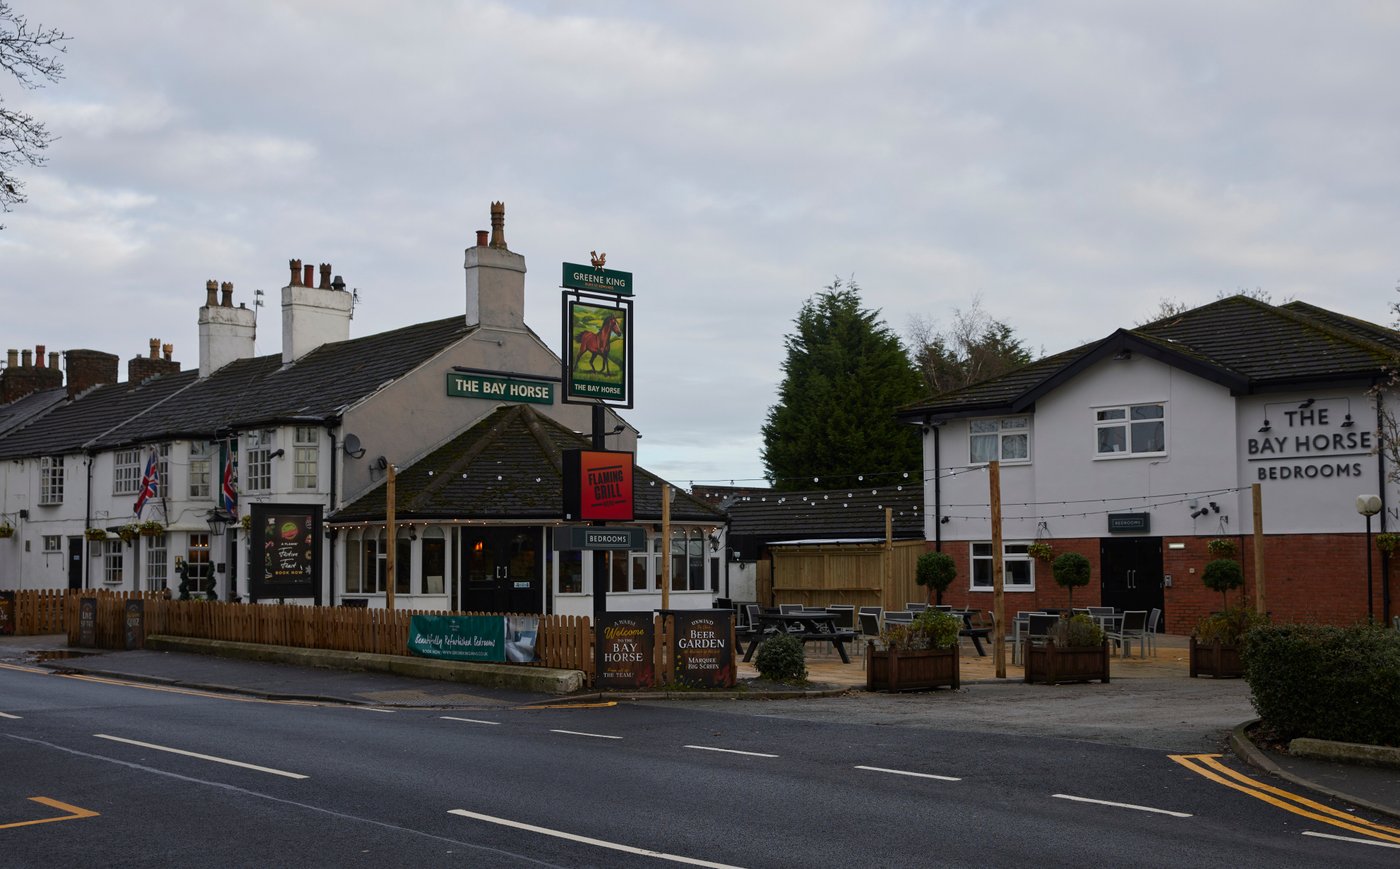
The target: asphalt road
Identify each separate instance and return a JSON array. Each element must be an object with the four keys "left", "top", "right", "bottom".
[{"left": 3, "top": 664, "right": 1398, "bottom": 868}]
